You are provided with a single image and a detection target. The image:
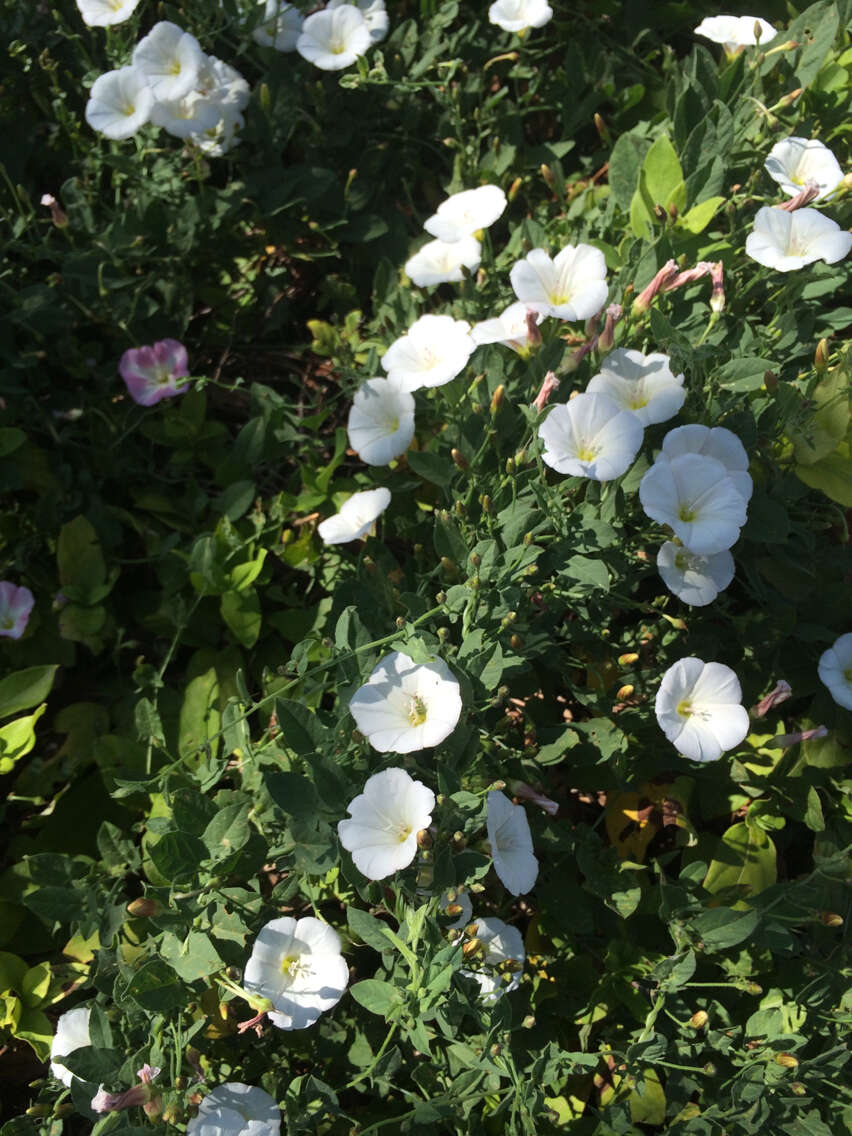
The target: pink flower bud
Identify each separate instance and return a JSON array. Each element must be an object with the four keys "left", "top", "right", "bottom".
[
  {"left": 775, "top": 181, "right": 820, "bottom": 212},
  {"left": 512, "top": 781, "right": 559, "bottom": 816},
  {"left": 597, "top": 303, "right": 622, "bottom": 352},
  {"left": 532, "top": 371, "right": 560, "bottom": 412},
  {"left": 525, "top": 309, "right": 542, "bottom": 348},
  {"left": 752, "top": 679, "right": 792, "bottom": 718},
  {"left": 767, "top": 725, "right": 827, "bottom": 749},
  {"left": 632, "top": 260, "right": 678, "bottom": 313},
  {"left": 710, "top": 261, "right": 725, "bottom": 313}
]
